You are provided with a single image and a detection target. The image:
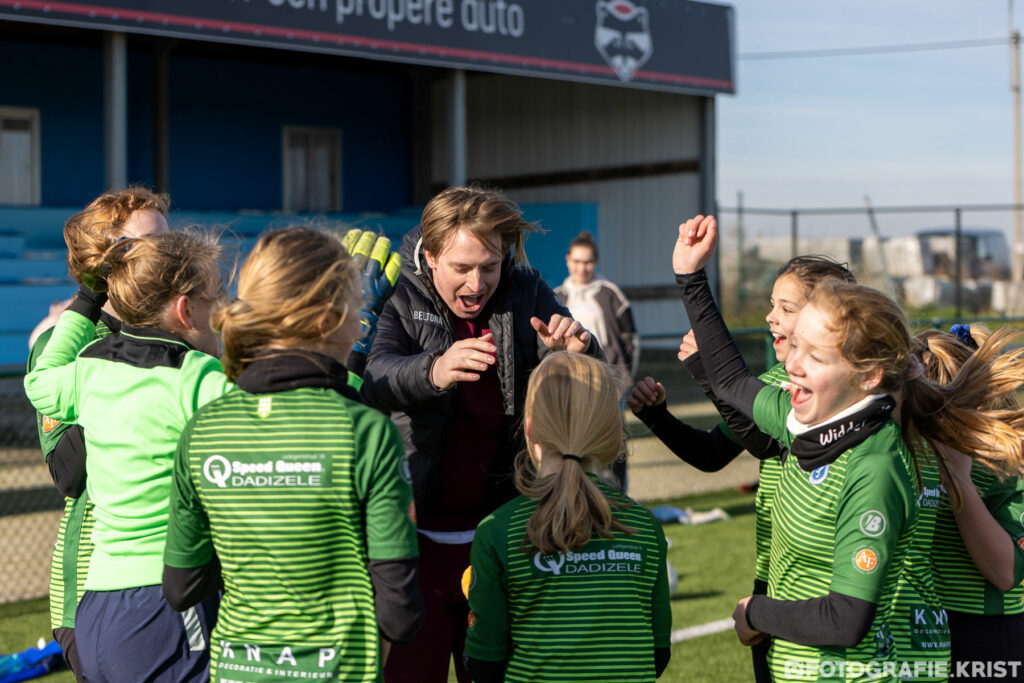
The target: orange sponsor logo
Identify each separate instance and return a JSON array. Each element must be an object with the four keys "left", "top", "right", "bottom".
[
  {"left": 1017, "top": 537, "right": 1024, "bottom": 553},
  {"left": 42, "top": 416, "right": 60, "bottom": 432},
  {"left": 855, "top": 548, "right": 878, "bottom": 572},
  {"left": 408, "top": 500, "right": 418, "bottom": 525},
  {"left": 467, "top": 611, "right": 476, "bottom": 628}
]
